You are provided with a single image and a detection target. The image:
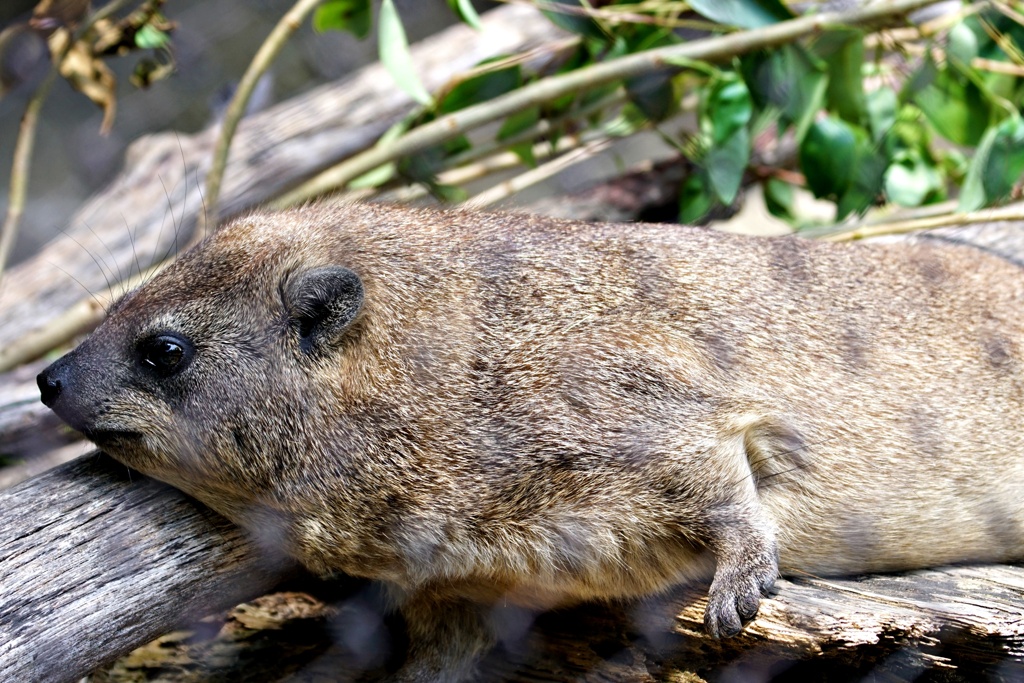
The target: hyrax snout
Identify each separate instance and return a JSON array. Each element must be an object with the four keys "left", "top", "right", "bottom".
[{"left": 38, "top": 203, "right": 1024, "bottom": 680}]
